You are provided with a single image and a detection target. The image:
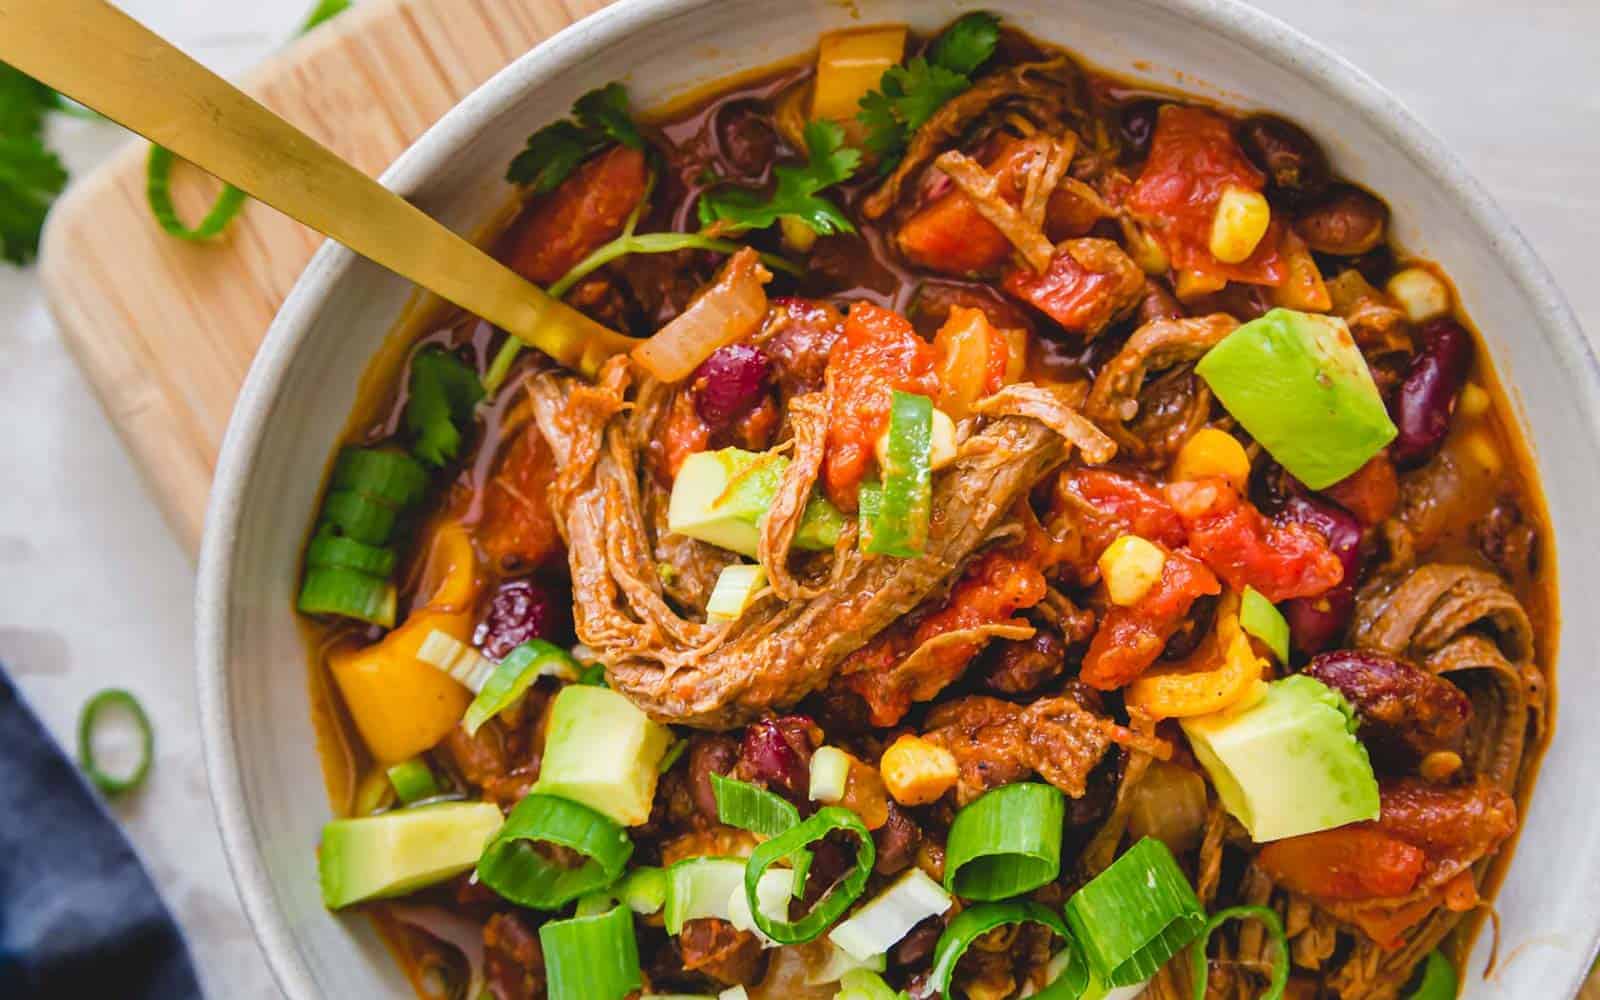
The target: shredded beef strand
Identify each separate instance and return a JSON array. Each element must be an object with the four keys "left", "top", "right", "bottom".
[
  {"left": 758, "top": 390, "right": 831, "bottom": 601},
  {"left": 1084, "top": 314, "right": 1238, "bottom": 464},
  {"left": 933, "top": 149, "right": 1057, "bottom": 273}
]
